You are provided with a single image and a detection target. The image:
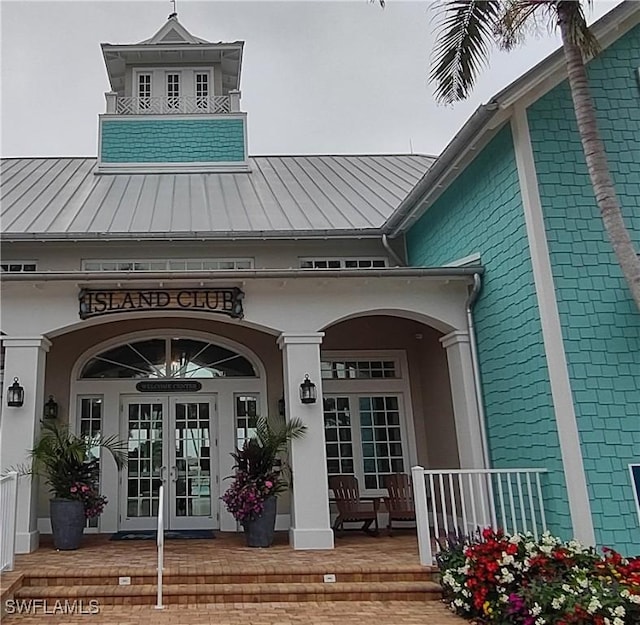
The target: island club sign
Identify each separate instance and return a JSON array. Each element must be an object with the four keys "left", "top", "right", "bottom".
[{"left": 79, "top": 287, "right": 244, "bottom": 320}]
